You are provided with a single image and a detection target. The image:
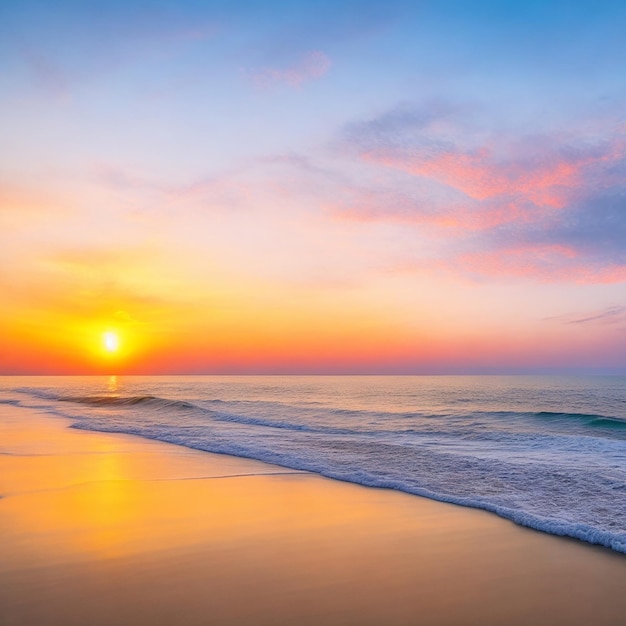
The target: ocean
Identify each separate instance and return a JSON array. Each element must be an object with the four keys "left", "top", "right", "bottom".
[{"left": 1, "top": 375, "right": 625, "bottom": 553}]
